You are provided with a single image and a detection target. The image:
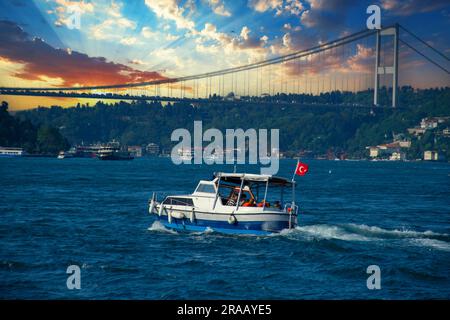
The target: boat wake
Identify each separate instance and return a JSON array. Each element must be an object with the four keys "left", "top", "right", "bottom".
[
  {"left": 279, "top": 223, "right": 450, "bottom": 251},
  {"left": 147, "top": 221, "right": 178, "bottom": 234}
]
